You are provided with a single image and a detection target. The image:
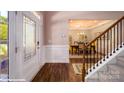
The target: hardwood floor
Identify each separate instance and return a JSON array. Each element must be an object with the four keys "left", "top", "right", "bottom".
[
  {"left": 32, "top": 63, "right": 82, "bottom": 82},
  {"left": 32, "top": 52, "right": 103, "bottom": 82},
  {"left": 32, "top": 56, "right": 101, "bottom": 82}
]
